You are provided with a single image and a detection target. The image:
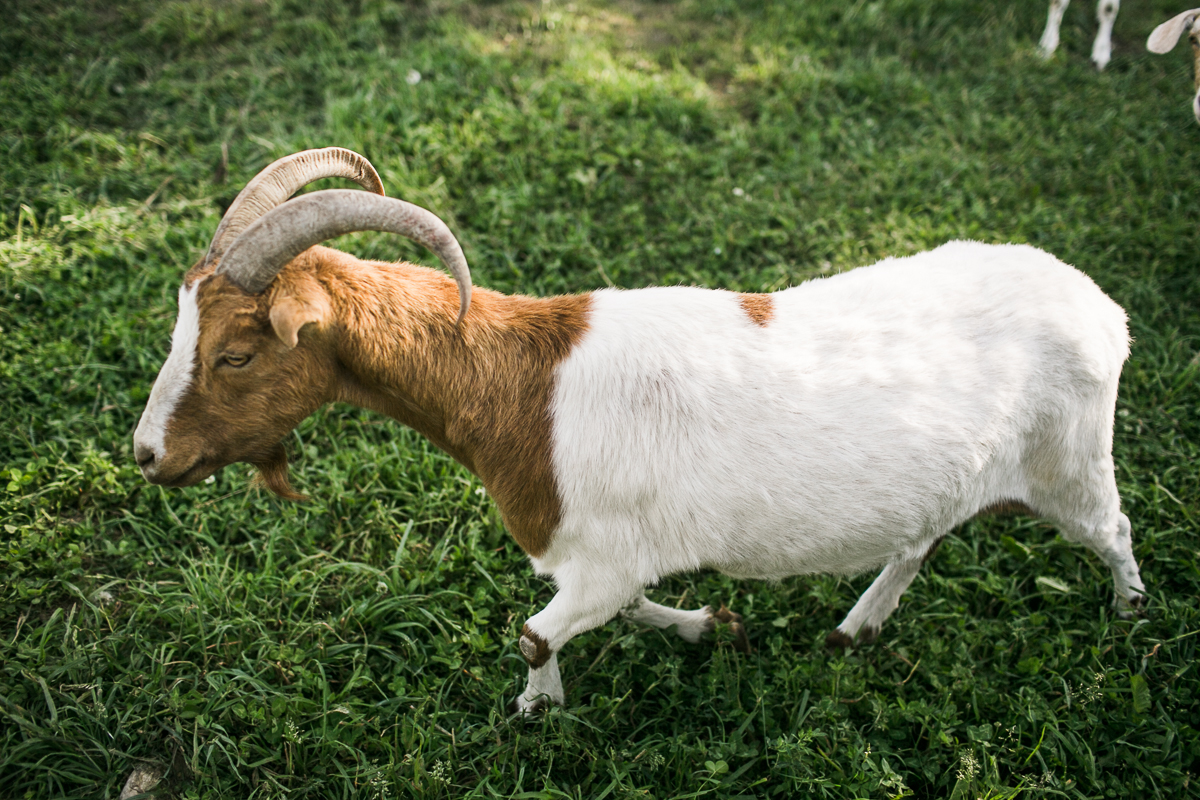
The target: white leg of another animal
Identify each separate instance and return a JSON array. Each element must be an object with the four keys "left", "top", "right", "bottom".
[
  {"left": 1040, "top": 0, "right": 1071, "bottom": 59},
  {"left": 517, "top": 652, "right": 564, "bottom": 713},
  {"left": 622, "top": 596, "right": 713, "bottom": 643},
  {"left": 1092, "top": 0, "right": 1119, "bottom": 70},
  {"left": 831, "top": 558, "right": 925, "bottom": 646}
]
